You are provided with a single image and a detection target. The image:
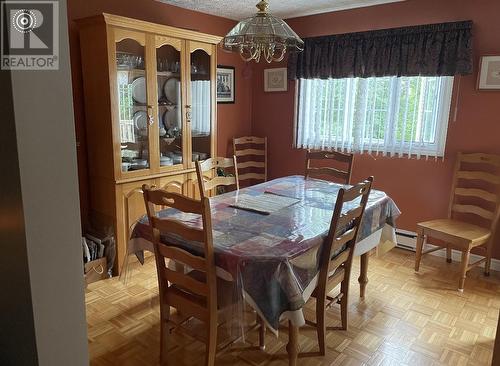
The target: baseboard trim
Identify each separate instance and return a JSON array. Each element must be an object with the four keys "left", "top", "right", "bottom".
[{"left": 395, "top": 230, "right": 500, "bottom": 272}]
